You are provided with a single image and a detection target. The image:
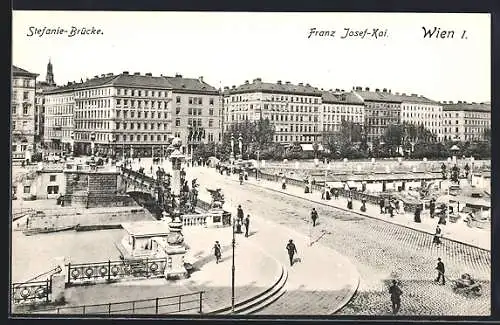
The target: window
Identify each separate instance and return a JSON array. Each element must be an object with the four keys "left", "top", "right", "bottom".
[
  {"left": 175, "top": 118, "right": 181, "bottom": 127},
  {"left": 209, "top": 119, "right": 214, "bottom": 127},
  {"left": 209, "top": 108, "right": 214, "bottom": 116},
  {"left": 23, "top": 105, "right": 29, "bottom": 115},
  {"left": 210, "top": 98, "right": 214, "bottom": 105},
  {"left": 47, "top": 185, "right": 59, "bottom": 194},
  {"left": 24, "top": 186, "right": 31, "bottom": 194},
  {"left": 176, "top": 107, "right": 181, "bottom": 114},
  {"left": 23, "top": 92, "right": 29, "bottom": 100},
  {"left": 176, "top": 96, "right": 181, "bottom": 103},
  {"left": 49, "top": 175, "right": 57, "bottom": 182}
]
